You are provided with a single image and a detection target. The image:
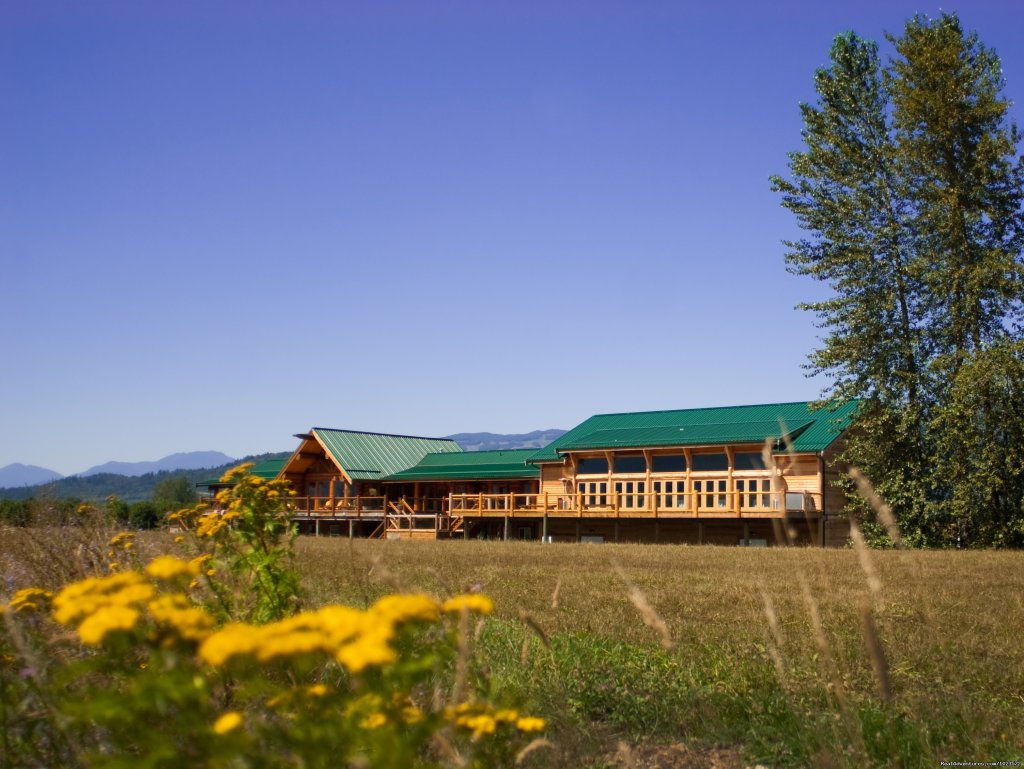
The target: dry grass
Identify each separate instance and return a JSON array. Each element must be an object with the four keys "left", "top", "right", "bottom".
[
  {"left": 3, "top": 531, "right": 1021, "bottom": 768},
  {"left": 294, "top": 538, "right": 1024, "bottom": 767}
]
